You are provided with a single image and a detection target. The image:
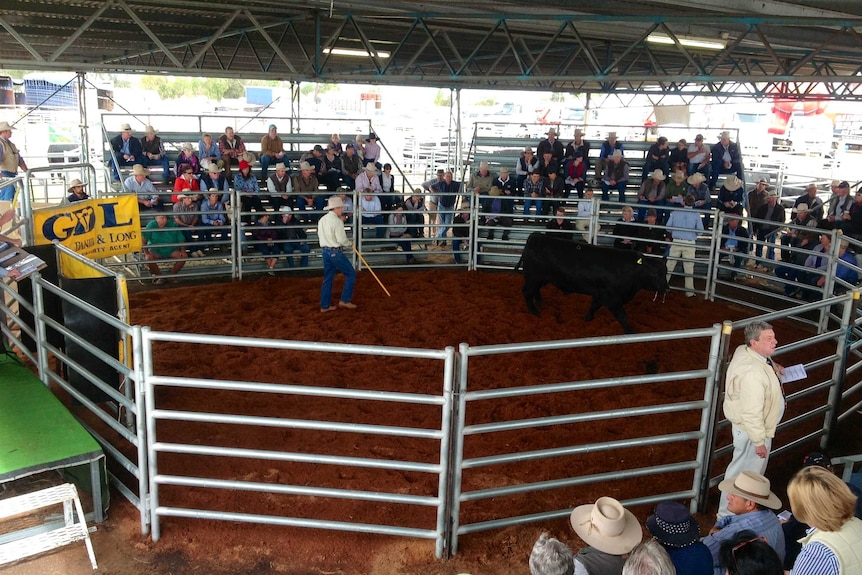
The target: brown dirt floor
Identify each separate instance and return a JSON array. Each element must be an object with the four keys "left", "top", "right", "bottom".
[{"left": 2, "top": 269, "right": 861, "bottom": 575}]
